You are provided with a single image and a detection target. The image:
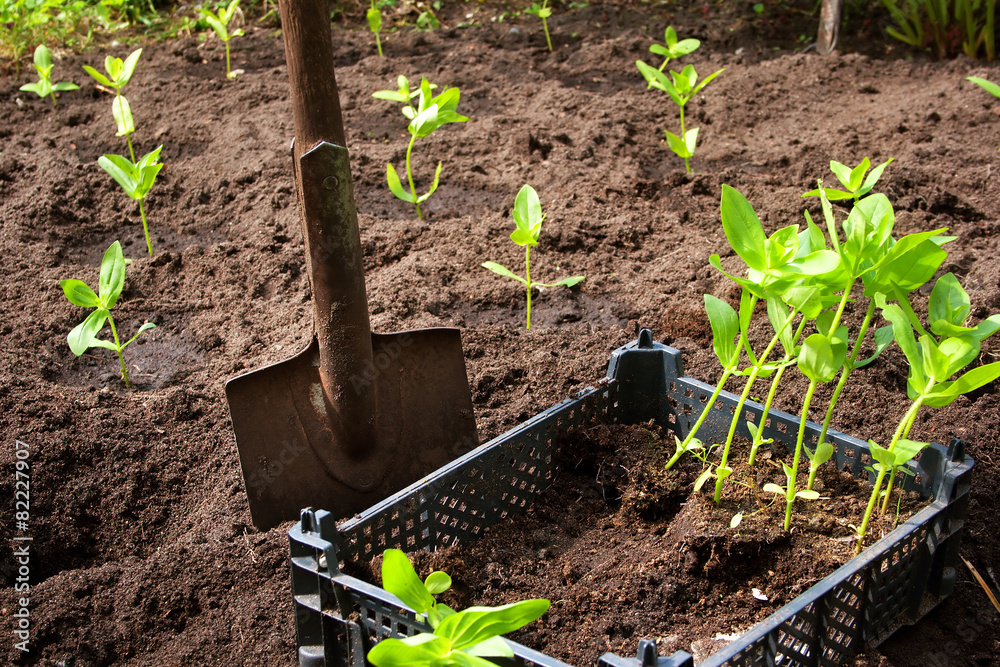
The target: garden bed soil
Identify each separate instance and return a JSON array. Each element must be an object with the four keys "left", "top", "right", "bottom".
[{"left": 2, "top": 1, "right": 999, "bottom": 665}]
